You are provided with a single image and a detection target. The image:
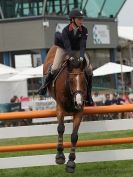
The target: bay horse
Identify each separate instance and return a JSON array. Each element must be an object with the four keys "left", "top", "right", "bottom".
[{"left": 43, "top": 45, "right": 88, "bottom": 173}]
